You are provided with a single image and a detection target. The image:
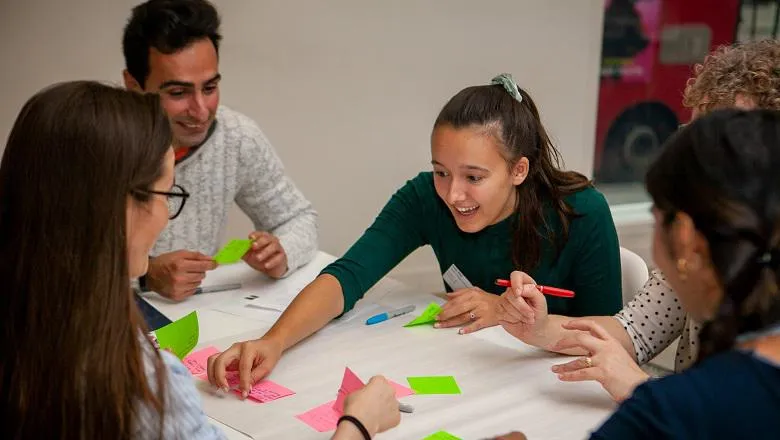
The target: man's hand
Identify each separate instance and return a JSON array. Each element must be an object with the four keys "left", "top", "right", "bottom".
[
  {"left": 243, "top": 231, "right": 288, "bottom": 279},
  {"left": 145, "top": 250, "right": 217, "bottom": 301}
]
